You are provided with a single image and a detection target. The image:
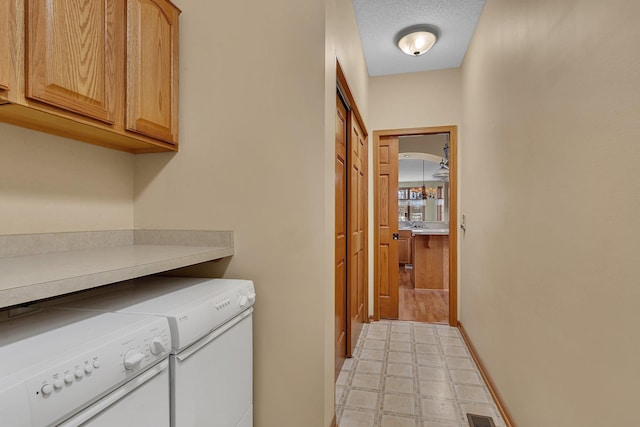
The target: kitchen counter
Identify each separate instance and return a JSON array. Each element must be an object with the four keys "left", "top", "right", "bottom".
[
  {"left": 410, "top": 228, "right": 449, "bottom": 236},
  {"left": 0, "top": 229, "right": 234, "bottom": 309},
  {"left": 411, "top": 232, "right": 449, "bottom": 290},
  {"left": 400, "top": 227, "right": 449, "bottom": 236}
]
